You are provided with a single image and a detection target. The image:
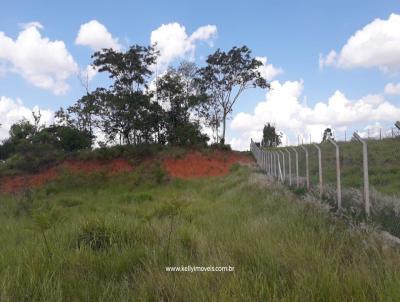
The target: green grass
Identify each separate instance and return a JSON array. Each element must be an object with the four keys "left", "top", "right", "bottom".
[
  {"left": 1, "top": 165, "right": 400, "bottom": 301},
  {"left": 292, "top": 138, "right": 400, "bottom": 196}
]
